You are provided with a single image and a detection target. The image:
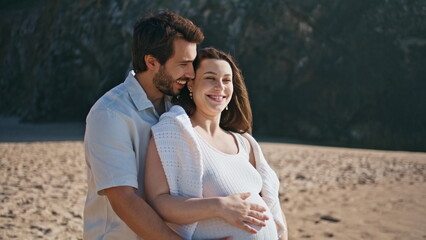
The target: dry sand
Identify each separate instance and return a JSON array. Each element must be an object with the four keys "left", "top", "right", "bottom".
[
  {"left": 0, "top": 120, "right": 425, "bottom": 239},
  {"left": 261, "top": 143, "right": 426, "bottom": 240}
]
